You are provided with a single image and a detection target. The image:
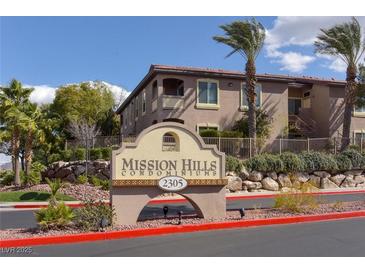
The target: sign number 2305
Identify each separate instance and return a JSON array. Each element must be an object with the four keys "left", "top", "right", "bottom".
[{"left": 158, "top": 176, "right": 188, "bottom": 191}]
